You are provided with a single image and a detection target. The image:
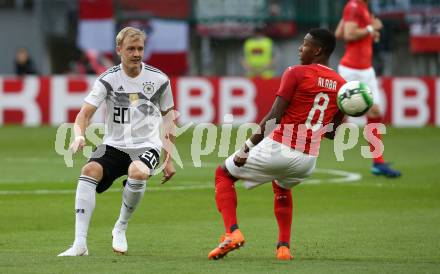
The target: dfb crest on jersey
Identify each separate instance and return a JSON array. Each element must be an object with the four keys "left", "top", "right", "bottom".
[{"left": 143, "top": 81, "right": 155, "bottom": 96}]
